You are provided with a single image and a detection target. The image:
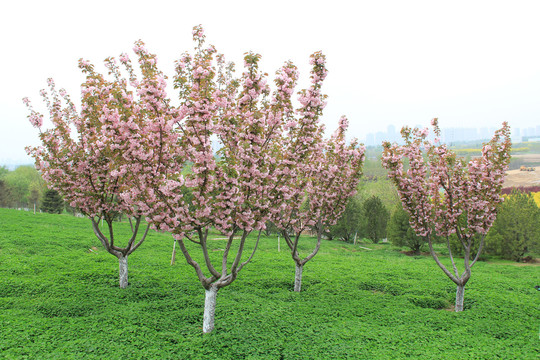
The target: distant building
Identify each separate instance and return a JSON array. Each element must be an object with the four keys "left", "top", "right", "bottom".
[{"left": 363, "top": 125, "right": 539, "bottom": 147}]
